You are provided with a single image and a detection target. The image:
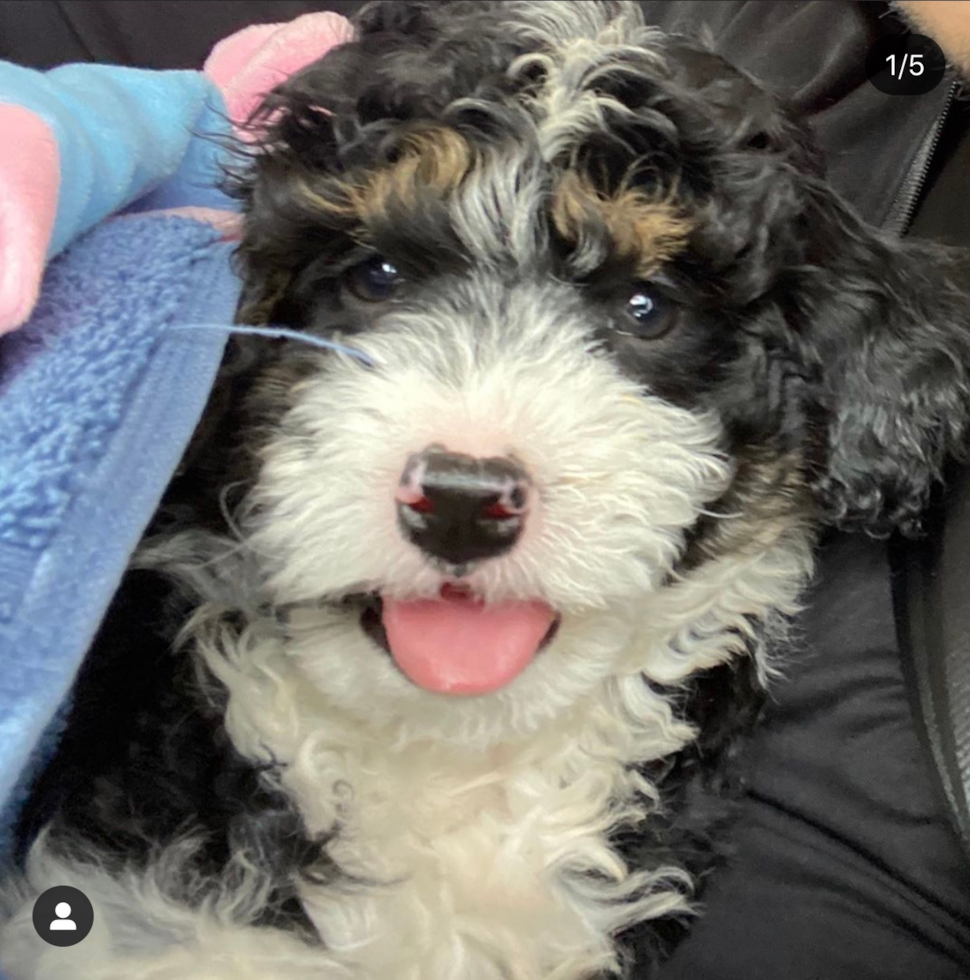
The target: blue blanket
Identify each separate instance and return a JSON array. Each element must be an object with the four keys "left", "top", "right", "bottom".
[{"left": 0, "top": 214, "right": 239, "bottom": 859}]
